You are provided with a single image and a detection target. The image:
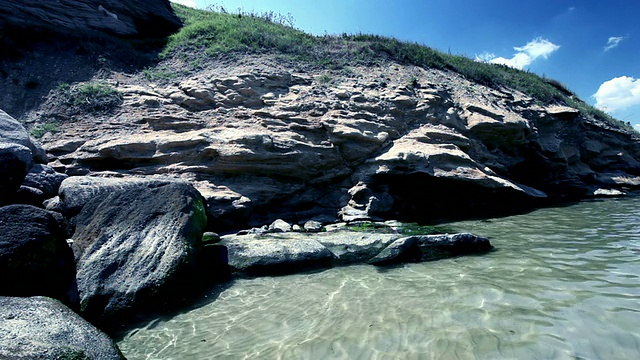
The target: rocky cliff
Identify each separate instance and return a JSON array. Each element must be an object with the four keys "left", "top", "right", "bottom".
[
  {"left": 4, "top": 4, "right": 640, "bottom": 233},
  {"left": 26, "top": 55, "right": 640, "bottom": 230}
]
